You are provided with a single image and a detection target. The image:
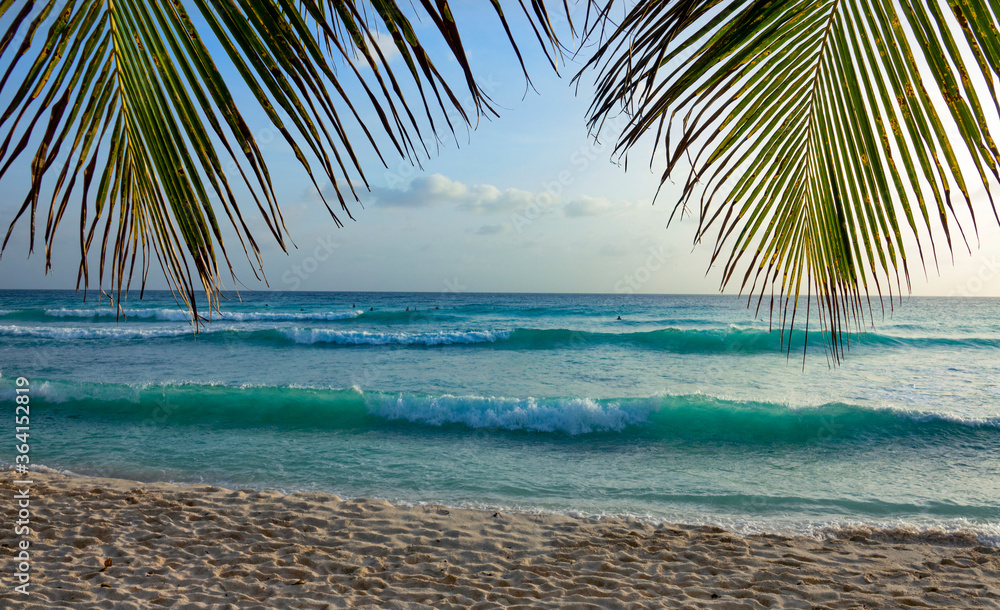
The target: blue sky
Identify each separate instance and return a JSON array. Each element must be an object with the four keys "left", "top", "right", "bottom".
[{"left": 1, "top": 2, "right": 999, "bottom": 298}]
